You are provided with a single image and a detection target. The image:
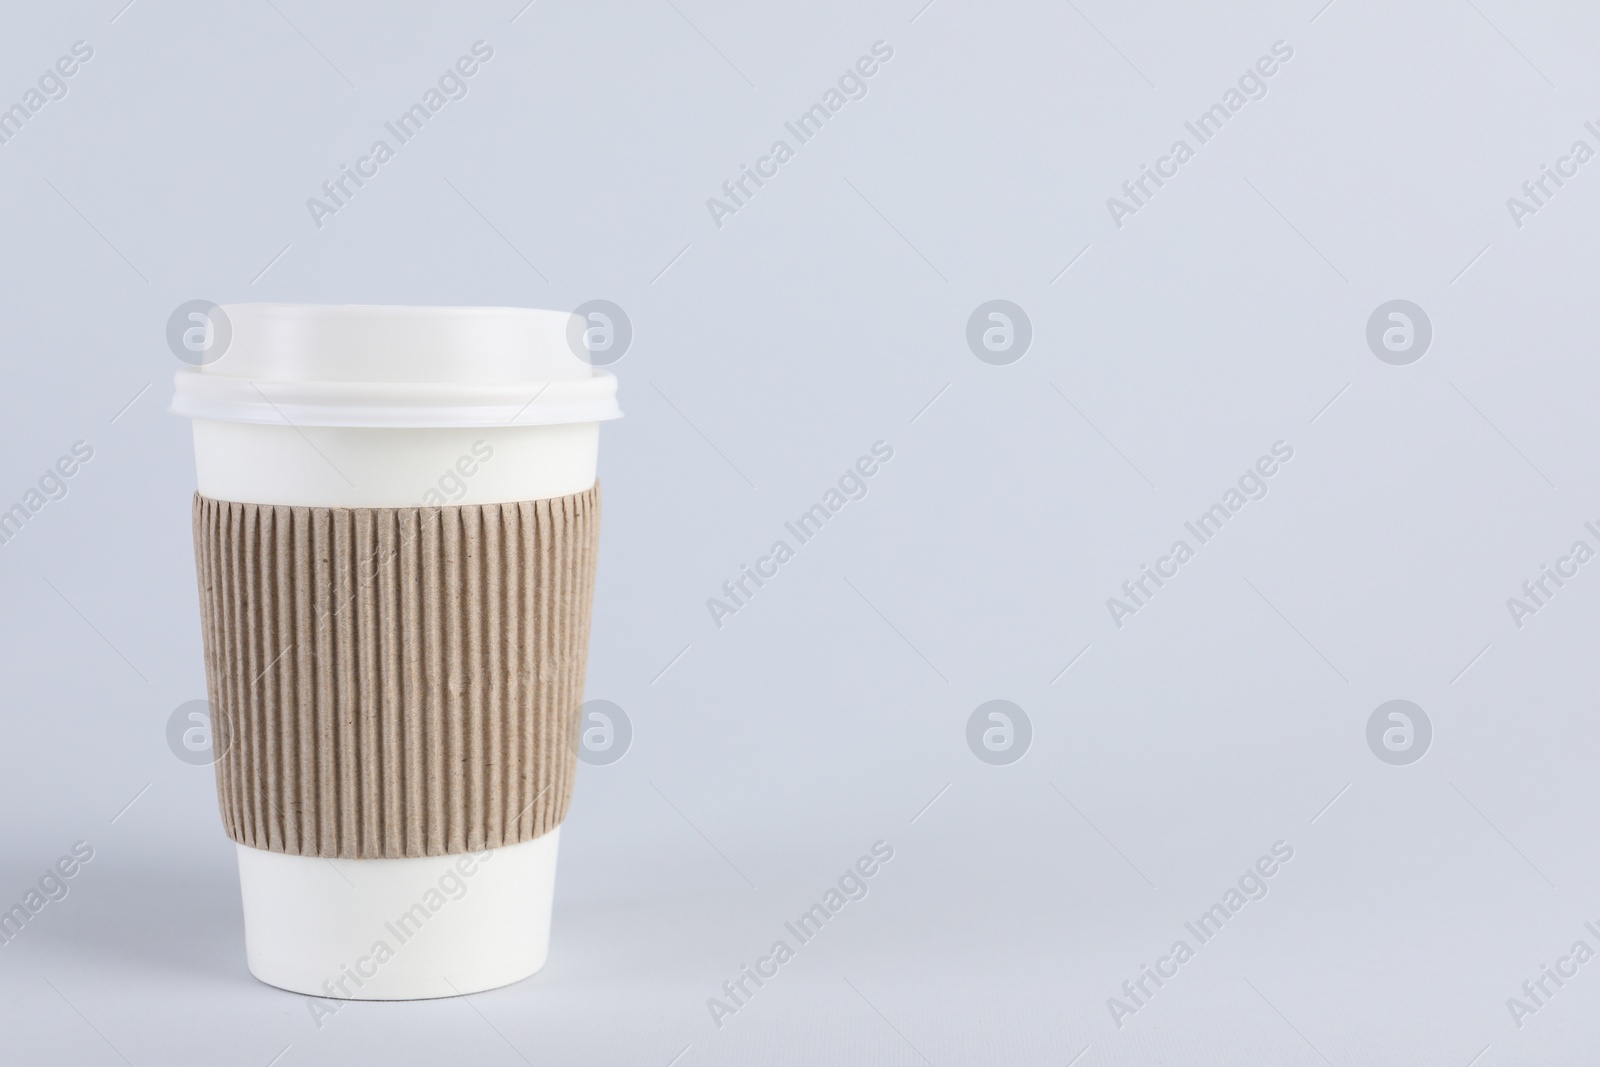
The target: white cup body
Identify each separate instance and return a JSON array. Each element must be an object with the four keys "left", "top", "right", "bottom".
[
  {"left": 197, "top": 421, "right": 595, "bottom": 998},
  {"left": 176, "top": 305, "right": 616, "bottom": 999},
  {"left": 191, "top": 420, "right": 599, "bottom": 507},
  {"left": 238, "top": 831, "right": 561, "bottom": 1001}
]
